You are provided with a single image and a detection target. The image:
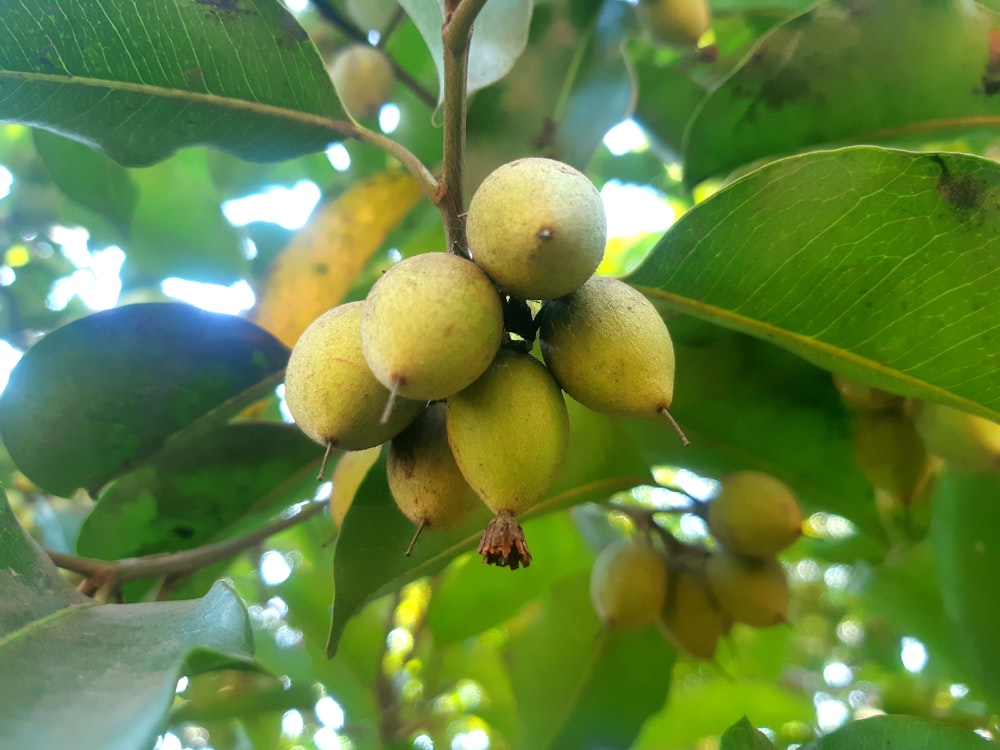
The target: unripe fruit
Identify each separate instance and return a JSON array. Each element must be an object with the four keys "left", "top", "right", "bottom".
[
  {"left": 911, "top": 401, "right": 1000, "bottom": 472},
  {"left": 638, "top": 0, "right": 711, "bottom": 47},
  {"left": 661, "top": 571, "right": 728, "bottom": 659},
  {"left": 447, "top": 349, "right": 569, "bottom": 516},
  {"left": 707, "top": 554, "right": 789, "bottom": 627},
  {"left": 330, "top": 44, "right": 395, "bottom": 120},
  {"left": 852, "top": 411, "right": 931, "bottom": 504},
  {"left": 590, "top": 539, "right": 668, "bottom": 630},
  {"left": 387, "top": 402, "right": 479, "bottom": 533},
  {"left": 707, "top": 471, "right": 802, "bottom": 558},
  {"left": 345, "top": 0, "right": 397, "bottom": 32},
  {"left": 361, "top": 252, "right": 504, "bottom": 402},
  {"left": 330, "top": 445, "right": 382, "bottom": 528},
  {"left": 833, "top": 374, "right": 904, "bottom": 413},
  {"left": 284, "top": 302, "right": 424, "bottom": 451},
  {"left": 539, "top": 277, "right": 676, "bottom": 418},
  {"left": 466, "top": 157, "right": 607, "bottom": 300}
]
